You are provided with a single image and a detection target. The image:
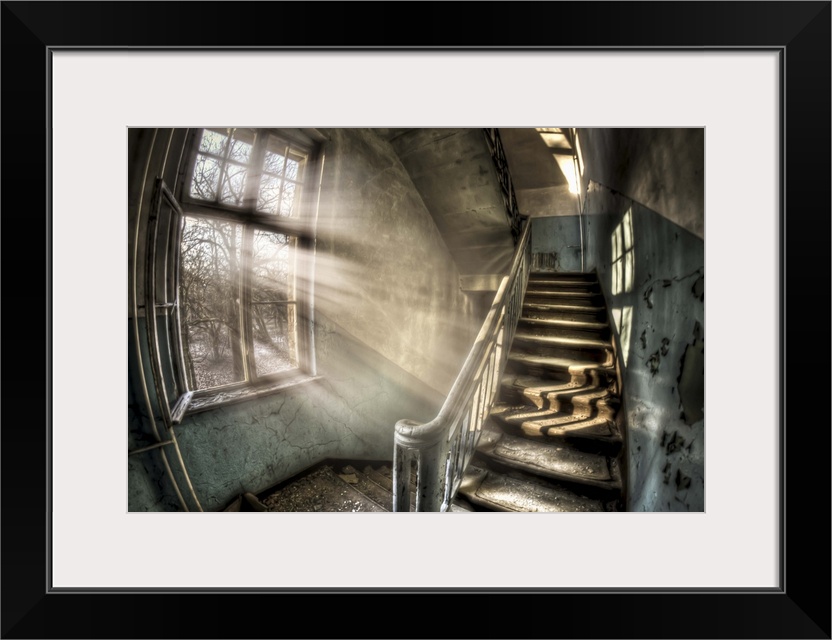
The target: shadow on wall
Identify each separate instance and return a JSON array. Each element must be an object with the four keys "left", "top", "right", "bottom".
[{"left": 583, "top": 183, "right": 704, "bottom": 512}]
